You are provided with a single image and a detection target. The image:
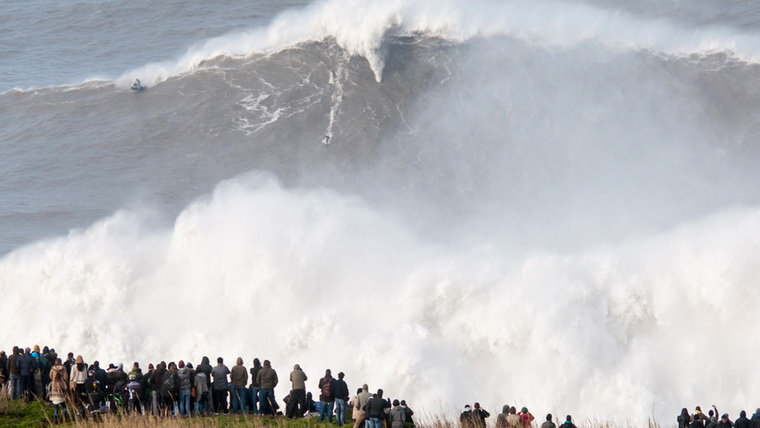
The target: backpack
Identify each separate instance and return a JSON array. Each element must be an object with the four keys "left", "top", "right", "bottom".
[
  {"left": 162, "top": 373, "right": 177, "bottom": 397},
  {"left": 320, "top": 378, "right": 332, "bottom": 398}
]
